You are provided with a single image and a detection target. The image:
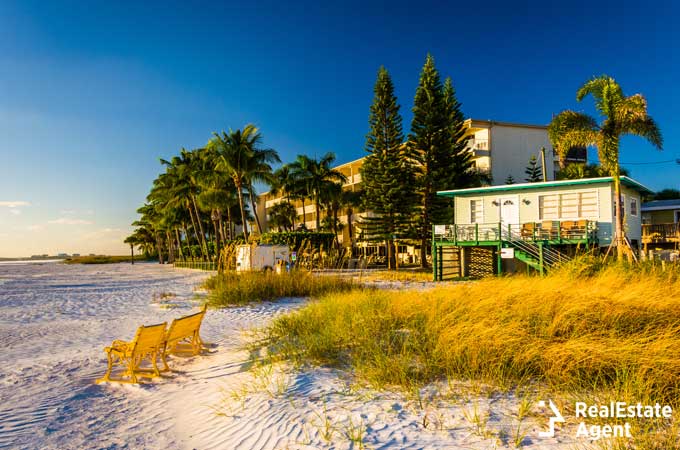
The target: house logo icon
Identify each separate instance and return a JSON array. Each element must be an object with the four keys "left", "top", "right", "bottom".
[{"left": 538, "top": 400, "right": 565, "bottom": 437}]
